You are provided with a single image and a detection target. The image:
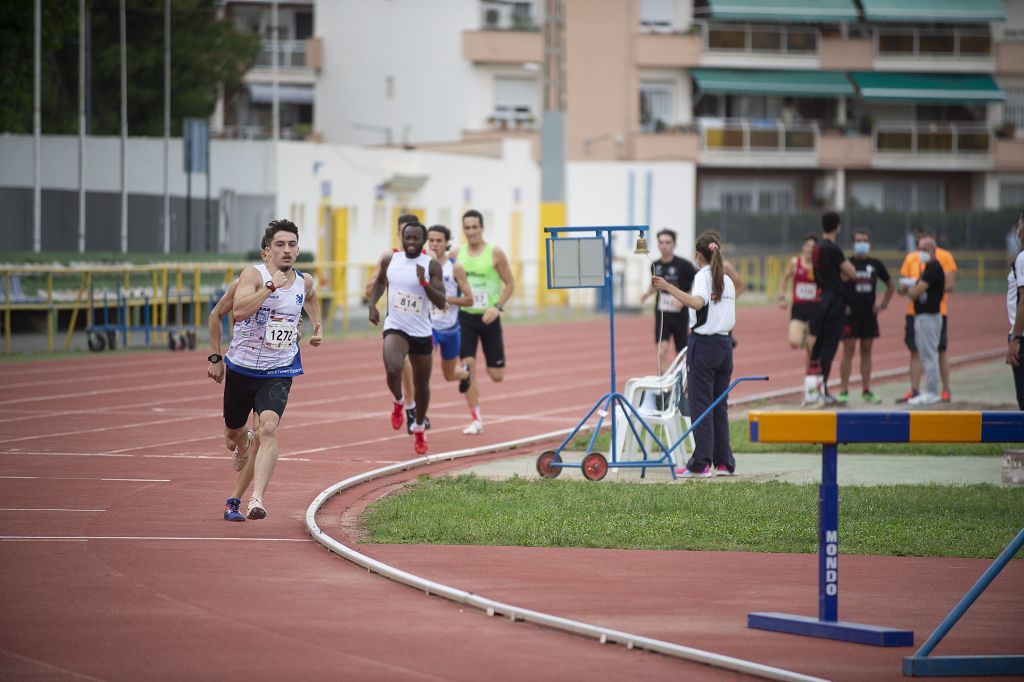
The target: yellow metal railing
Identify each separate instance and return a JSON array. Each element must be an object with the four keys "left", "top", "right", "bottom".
[{"left": 2, "top": 251, "right": 1006, "bottom": 354}]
